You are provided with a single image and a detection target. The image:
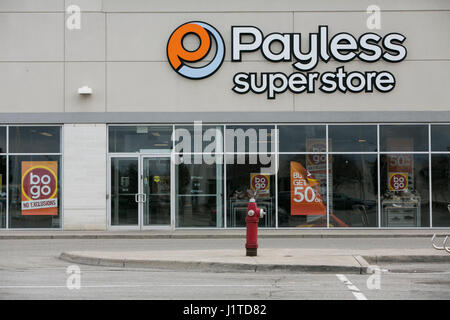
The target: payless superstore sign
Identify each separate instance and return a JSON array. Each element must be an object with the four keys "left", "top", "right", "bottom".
[{"left": 167, "top": 22, "right": 406, "bottom": 99}]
